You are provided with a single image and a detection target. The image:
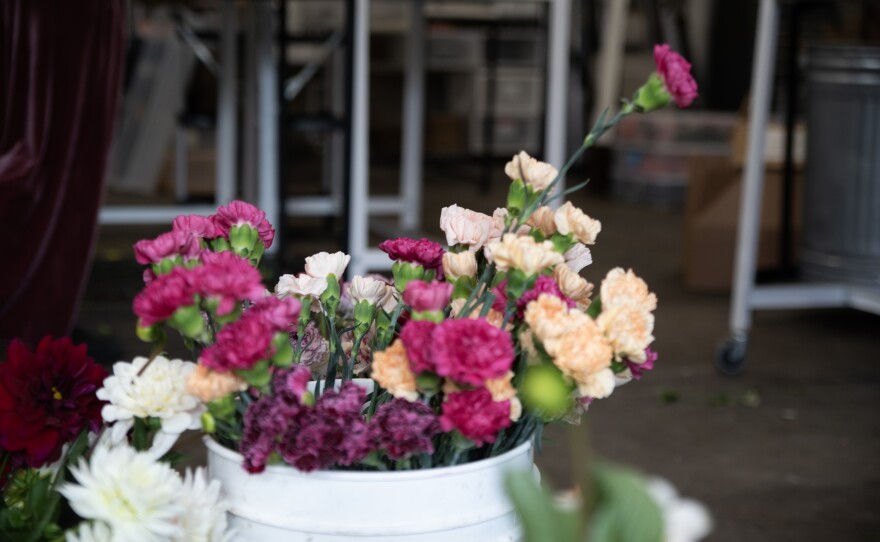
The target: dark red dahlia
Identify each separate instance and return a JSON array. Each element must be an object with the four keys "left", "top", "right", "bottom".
[{"left": 0, "top": 337, "right": 107, "bottom": 469}]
